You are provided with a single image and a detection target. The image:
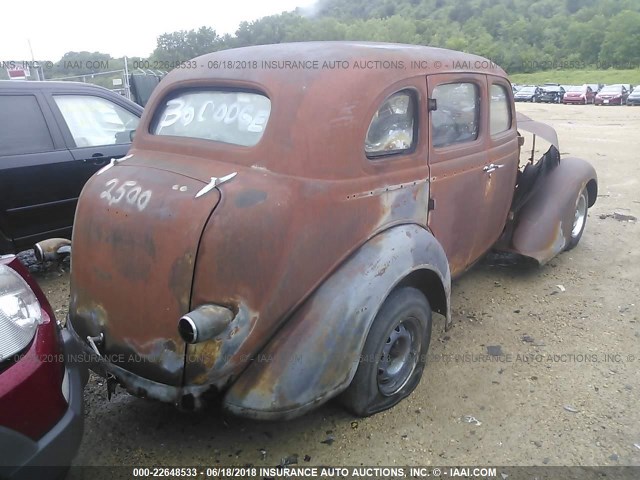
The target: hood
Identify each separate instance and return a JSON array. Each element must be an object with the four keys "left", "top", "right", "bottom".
[{"left": 516, "top": 112, "right": 559, "bottom": 149}]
